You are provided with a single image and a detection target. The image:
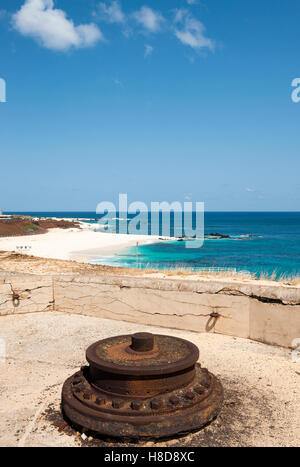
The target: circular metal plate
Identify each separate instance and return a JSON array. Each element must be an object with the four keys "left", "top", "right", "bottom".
[{"left": 86, "top": 334, "right": 199, "bottom": 376}]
